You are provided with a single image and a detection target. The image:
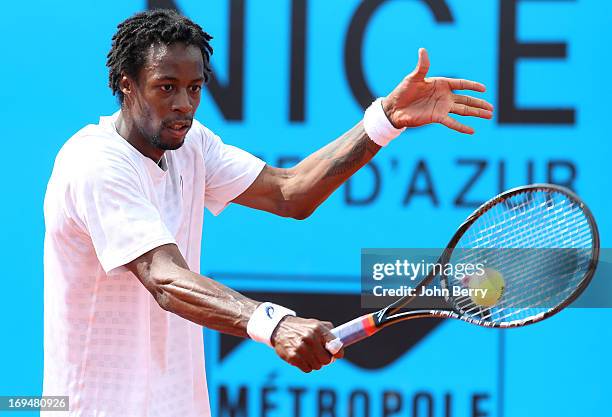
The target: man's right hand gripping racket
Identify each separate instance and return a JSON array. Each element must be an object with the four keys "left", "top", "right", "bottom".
[{"left": 326, "top": 184, "right": 600, "bottom": 353}]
